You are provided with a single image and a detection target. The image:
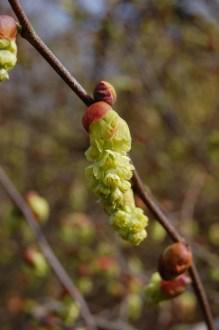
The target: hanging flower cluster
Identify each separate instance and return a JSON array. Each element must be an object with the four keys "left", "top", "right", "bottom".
[
  {"left": 0, "top": 15, "right": 17, "bottom": 81},
  {"left": 82, "top": 81, "right": 148, "bottom": 245}
]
